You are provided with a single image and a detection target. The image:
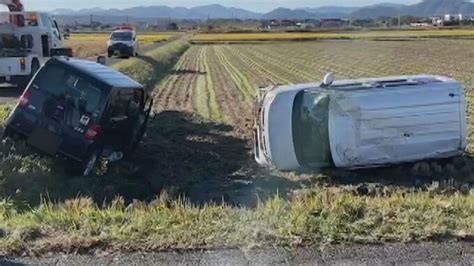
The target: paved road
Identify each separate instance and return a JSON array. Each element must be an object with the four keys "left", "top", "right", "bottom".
[{"left": 2, "top": 242, "right": 473, "bottom": 265}]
